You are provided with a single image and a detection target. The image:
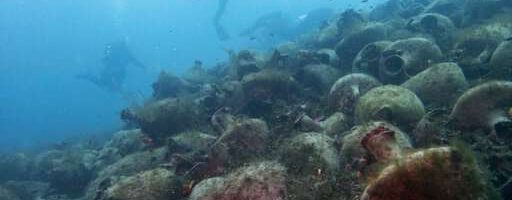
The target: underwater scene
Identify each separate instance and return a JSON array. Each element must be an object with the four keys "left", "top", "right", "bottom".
[{"left": 1, "top": 0, "right": 512, "bottom": 199}]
